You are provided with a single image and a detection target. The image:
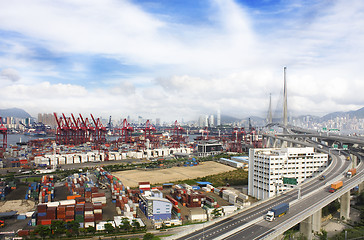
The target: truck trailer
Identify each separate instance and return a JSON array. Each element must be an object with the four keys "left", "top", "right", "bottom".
[
  {"left": 265, "top": 203, "right": 289, "bottom": 221},
  {"left": 329, "top": 181, "right": 343, "bottom": 193},
  {"left": 346, "top": 168, "right": 357, "bottom": 178}
]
